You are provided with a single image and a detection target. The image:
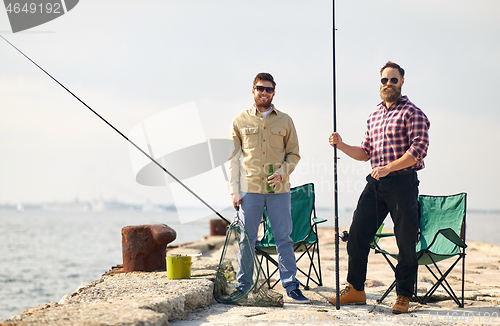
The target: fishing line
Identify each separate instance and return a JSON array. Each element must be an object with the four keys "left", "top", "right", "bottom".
[{"left": 0, "top": 35, "right": 230, "bottom": 225}]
